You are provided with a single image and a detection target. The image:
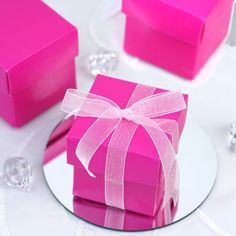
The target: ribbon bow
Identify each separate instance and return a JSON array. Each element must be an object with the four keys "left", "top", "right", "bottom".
[{"left": 61, "top": 85, "right": 186, "bottom": 210}]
